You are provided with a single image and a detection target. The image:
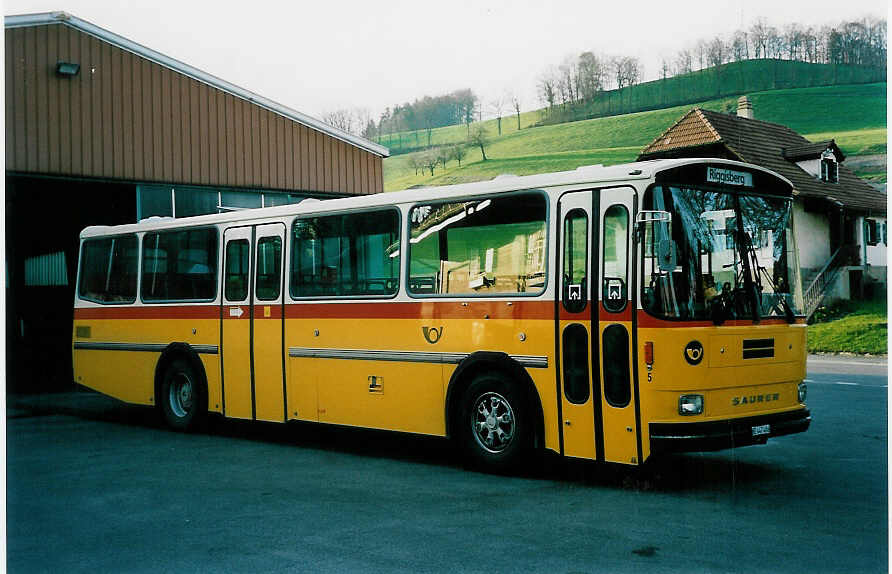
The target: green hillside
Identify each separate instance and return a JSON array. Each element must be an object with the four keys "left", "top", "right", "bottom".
[
  {"left": 537, "top": 59, "right": 886, "bottom": 127},
  {"left": 377, "top": 60, "right": 885, "bottom": 156},
  {"left": 382, "top": 82, "right": 886, "bottom": 191}
]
